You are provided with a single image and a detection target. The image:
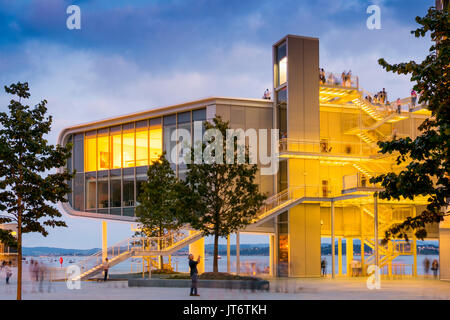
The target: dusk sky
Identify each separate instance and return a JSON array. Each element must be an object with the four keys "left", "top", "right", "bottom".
[{"left": 0, "top": 0, "right": 434, "bottom": 249}]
